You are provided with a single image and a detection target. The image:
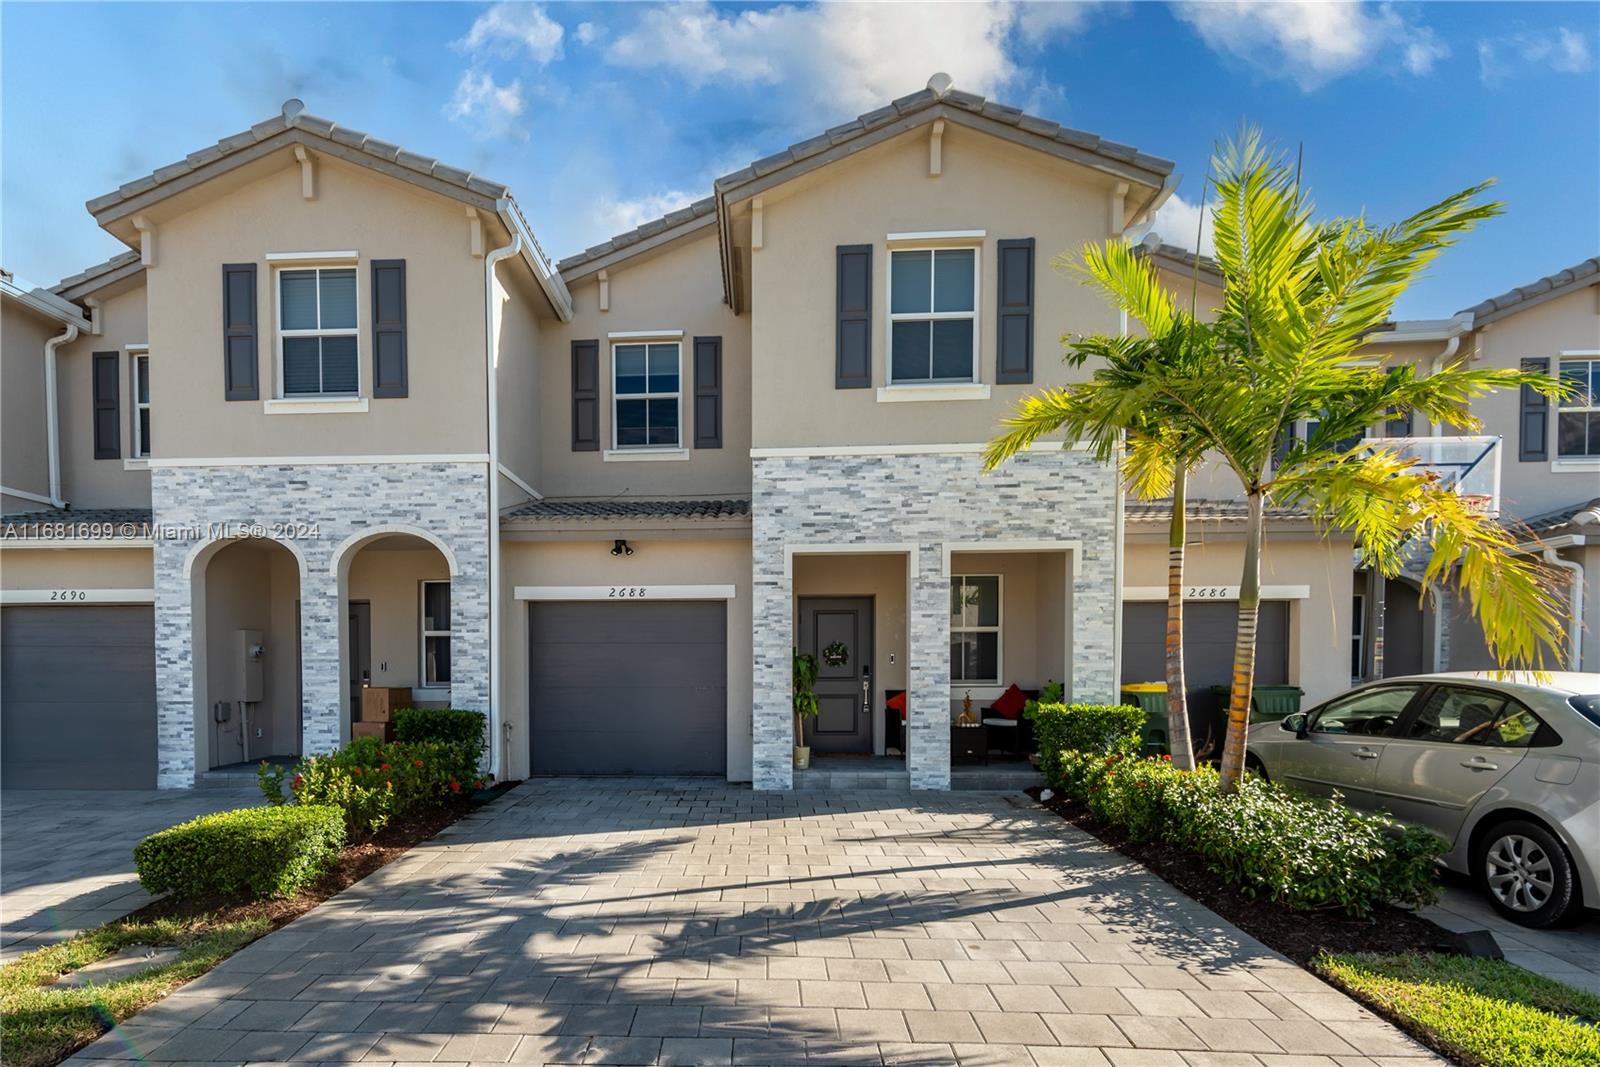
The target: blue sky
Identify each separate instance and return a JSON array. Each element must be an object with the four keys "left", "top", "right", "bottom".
[{"left": 3, "top": 1, "right": 1596, "bottom": 318}]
